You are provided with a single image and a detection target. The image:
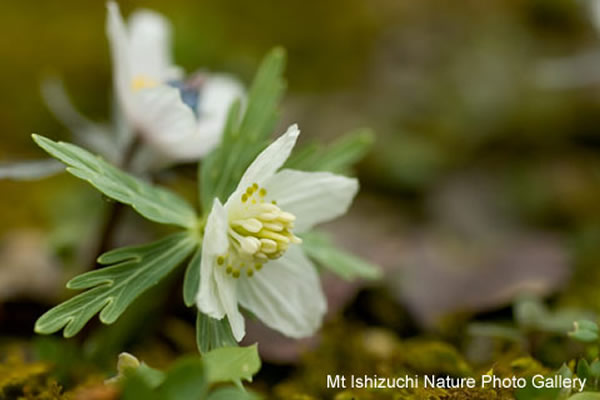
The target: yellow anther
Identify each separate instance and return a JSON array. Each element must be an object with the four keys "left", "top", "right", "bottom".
[
  {"left": 255, "top": 252, "right": 268, "bottom": 261},
  {"left": 260, "top": 238, "right": 278, "bottom": 253},
  {"left": 277, "top": 242, "right": 290, "bottom": 254},
  {"left": 217, "top": 256, "right": 225, "bottom": 266},
  {"left": 131, "top": 75, "right": 159, "bottom": 91},
  {"left": 259, "top": 230, "right": 290, "bottom": 244},
  {"left": 259, "top": 212, "right": 278, "bottom": 221},
  {"left": 268, "top": 251, "right": 284, "bottom": 260},
  {"left": 263, "top": 222, "right": 284, "bottom": 232},
  {"left": 226, "top": 266, "right": 233, "bottom": 274},
  {"left": 225, "top": 187, "right": 300, "bottom": 278},
  {"left": 259, "top": 203, "right": 280, "bottom": 213},
  {"left": 240, "top": 236, "right": 261, "bottom": 255},
  {"left": 233, "top": 218, "right": 263, "bottom": 233},
  {"left": 279, "top": 212, "right": 296, "bottom": 222}
]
